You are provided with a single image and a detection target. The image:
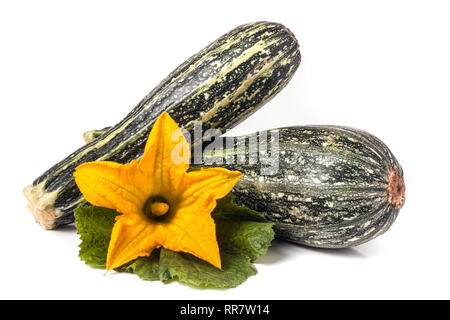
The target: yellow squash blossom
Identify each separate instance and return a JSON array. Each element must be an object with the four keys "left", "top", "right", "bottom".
[{"left": 74, "top": 112, "right": 242, "bottom": 270}]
